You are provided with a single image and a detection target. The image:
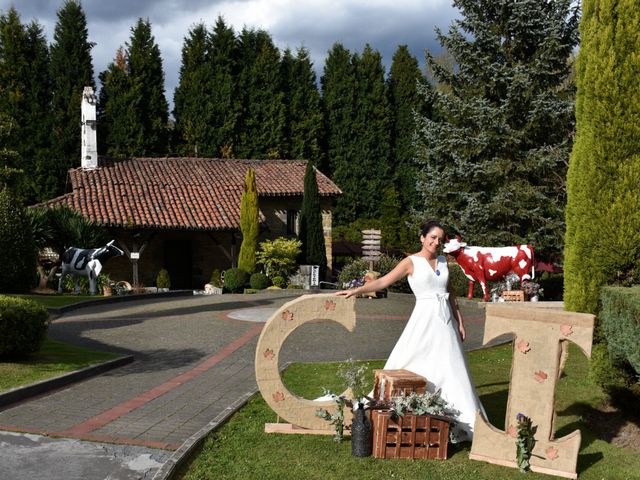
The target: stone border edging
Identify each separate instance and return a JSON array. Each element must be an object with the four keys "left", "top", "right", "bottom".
[
  {"left": 47, "top": 290, "right": 194, "bottom": 316},
  {"left": 0, "top": 355, "right": 134, "bottom": 409},
  {"left": 152, "top": 389, "right": 257, "bottom": 480}
]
